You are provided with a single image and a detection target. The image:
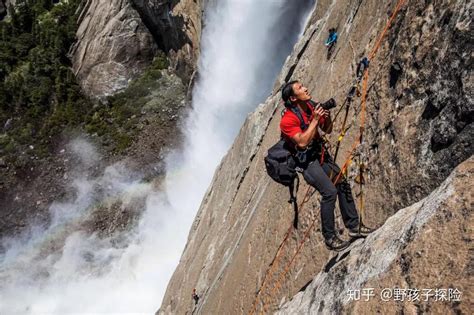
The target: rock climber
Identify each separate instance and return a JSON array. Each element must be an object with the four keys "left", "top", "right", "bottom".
[
  {"left": 192, "top": 288, "right": 200, "bottom": 305},
  {"left": 356, "top": 57, "right": 370, "bottom": 80},
  {"left": 325, "top": 28, "right": 338, "bottom": 59},
  {"left": 280, "top": 80, "right": 374, "bottom": 251}
]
